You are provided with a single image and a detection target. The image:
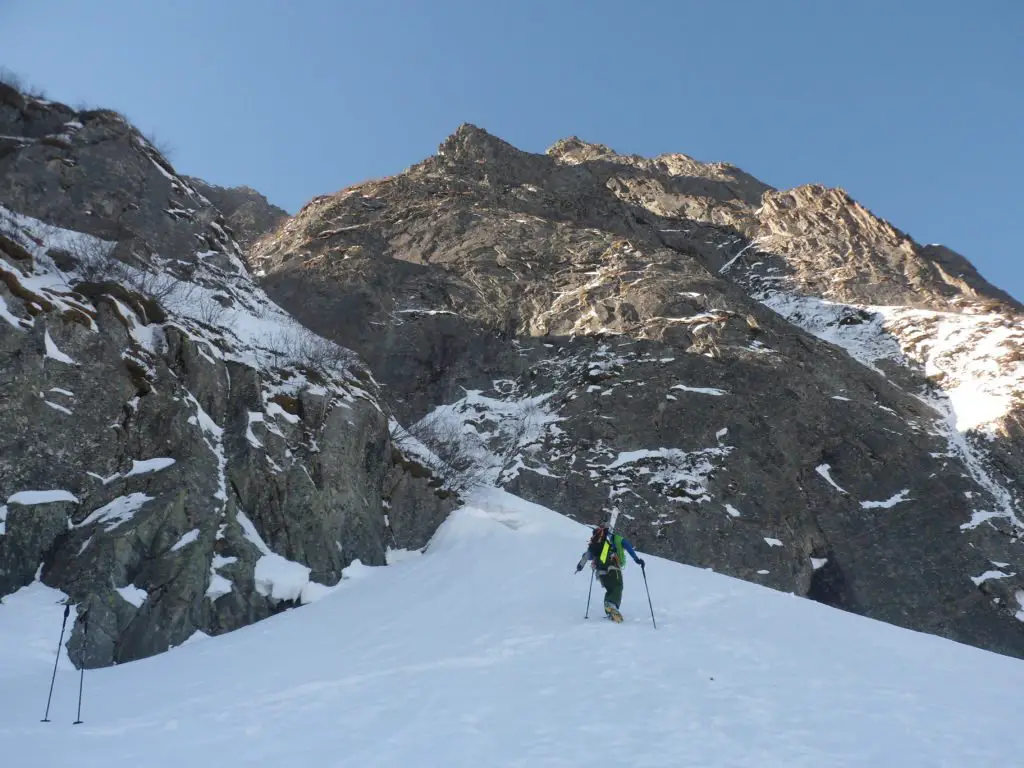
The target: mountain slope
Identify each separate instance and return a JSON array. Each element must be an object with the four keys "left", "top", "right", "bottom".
[
  {"left": 3, "top": 489, "right": 1023, "bottom": 767},
  {"left": 0, "top": 86, "right": 452, "bottom": 667},
  {"left": 251, "top": 124, "right": 1024, "bottom": 658},
  {"left": 2, "top": 80, "right": 1022, "bottom": 667}
]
